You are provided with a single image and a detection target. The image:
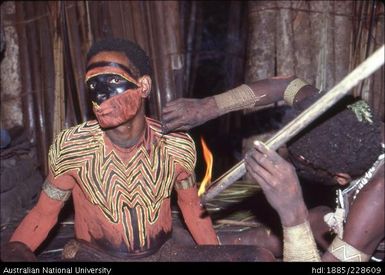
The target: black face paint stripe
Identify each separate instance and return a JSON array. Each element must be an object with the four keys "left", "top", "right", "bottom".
[
  {"left": 86, "top": 61, "right": 136, "bottom": 78},
  {"left": 86, "top": 74, "right": 139, "bottom": 105}
]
